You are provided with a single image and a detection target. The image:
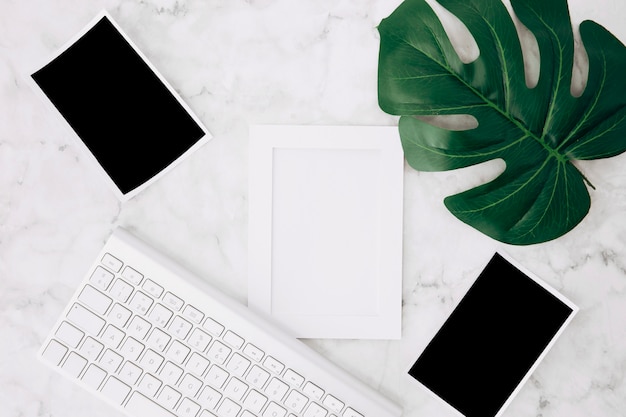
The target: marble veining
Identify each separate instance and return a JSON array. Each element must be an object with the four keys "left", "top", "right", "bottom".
[{"left": 2, "top": 0, "right": 626, "bottom": 416}]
